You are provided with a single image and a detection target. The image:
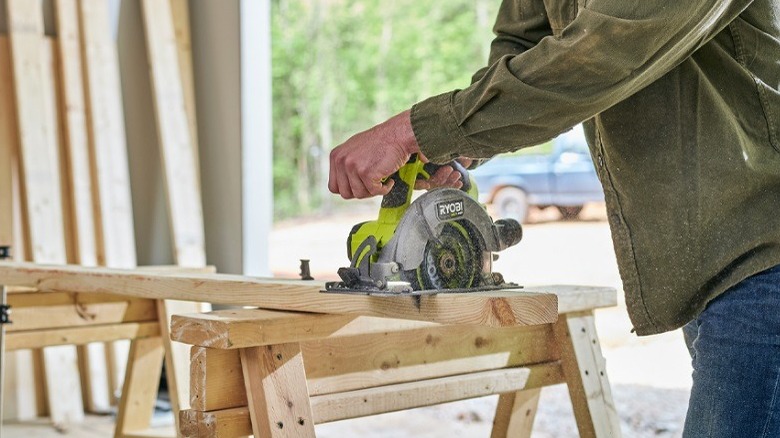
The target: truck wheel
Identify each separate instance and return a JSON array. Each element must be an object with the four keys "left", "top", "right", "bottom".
[
  {"left": 493, "top": 187, "right": 529, "bottom": 223},
  {"left": 557, "top": 206, "right": 583, "bottom": 220}
]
